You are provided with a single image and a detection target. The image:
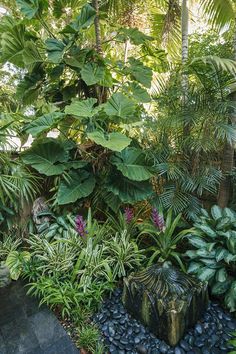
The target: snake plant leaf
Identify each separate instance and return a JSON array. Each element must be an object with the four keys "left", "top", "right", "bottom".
[
  {"left": 128, "top": 58, "right": 153, "bottom": 88},
  {"left": 104, "top": 93, "right": 136, "bottom": 118},
  {"left": 87, "top": 131, "right": 131, "bottom": 152},
  {"left": 111, "top": 147, "right": 154, "bottom": 181},
  {"left": 65, "top": 98, "right": 100, "bottom": 118},
  {"left": 25, "top": 112, "right": 64, "bottom": 136},
  {"left": 16, "top": 0, "right": 44, "bottom": 19},
  {"left": 22, "top": 139, "right": 68, "bottom": 176},
  {"left": 45, "top": 39, "right": 66, "bottom": 64},
  {"left": 106, "top": 173, "right": 153, "bottom": 203},
  {"left": 57, "top": 170, "right": 95, "bottom": 205}
]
